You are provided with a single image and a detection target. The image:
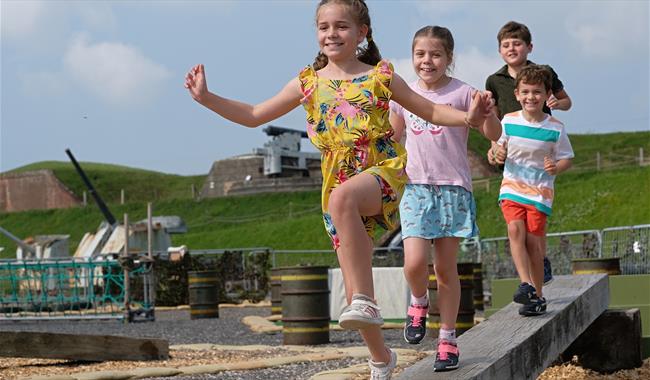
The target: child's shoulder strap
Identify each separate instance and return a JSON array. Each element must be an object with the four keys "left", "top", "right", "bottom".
[{"left": 298, "top": 66, "right": 317, "bottom": 104}]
